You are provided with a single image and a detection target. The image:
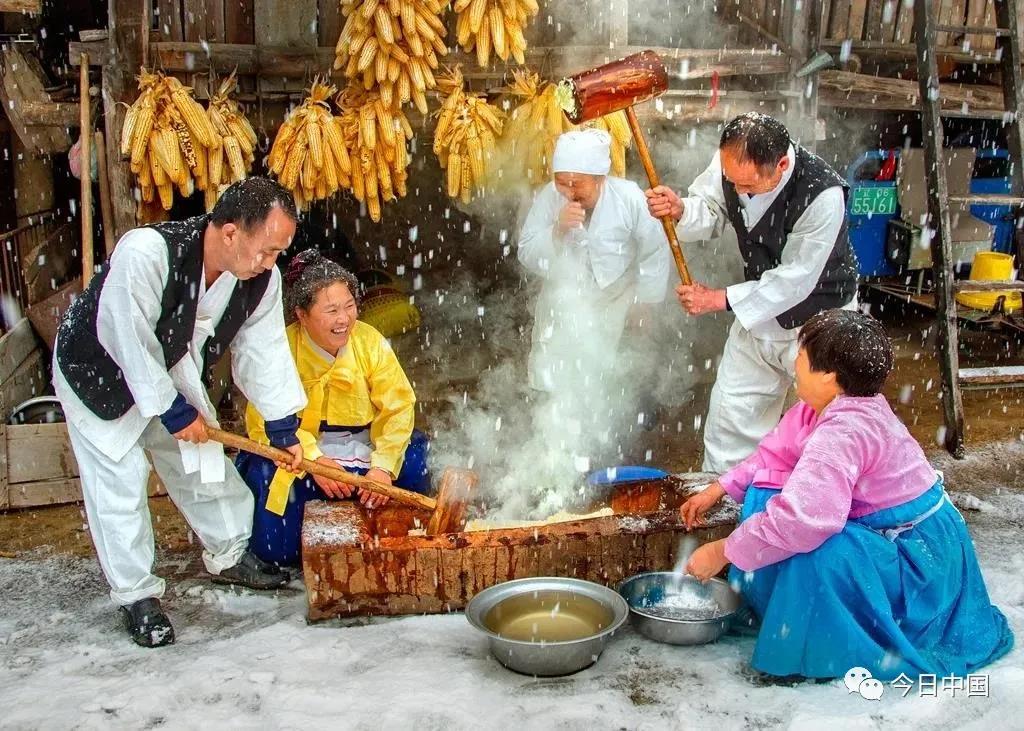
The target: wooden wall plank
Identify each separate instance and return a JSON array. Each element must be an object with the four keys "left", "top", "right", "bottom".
[
  {"left": 0, "top": 0, "right": 42, "bottom": 12},
  {"left": 224, "top": 0, "right": 255, "bottom": 44},
  {"left": 318, "top": 0, "right": 342, "bottom": 47},
  {"left": 0, "top": 318, "right": 37, "bottom": 385},
  {"left": 865, "top": 0, "right": 885, "bottom": 40},
  {"left": 894, "top": 0, "right": 915, "bottom": 42},
  {"left": 848, "top": 0, "right": 869, "bottom": 38},
  {"left": 182, "top": 0, "right": 208, "bottom": 42},
  {"left": 7, "top": 423, "right": 78, "bottom": 484},
  {"left": 255, "top": 0, "right": 318, "bottom": 47},
  {"left": 207, "top": 0, "right": 226, "bottom": 43},
  {"left": 0, "top": 349, "right": 45, "bottom": 416},
  {"left": 831, "top": 0, "right": 852, "bottom": 38},
  {"left": 7, "top": 478, "right": 81, "bottom": 509},
  {"left": 157, "top": 0, "right": 184, "bottom": 41},
  {"left": 103, "top": 0, "right": 145, "bottom": 238}
]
